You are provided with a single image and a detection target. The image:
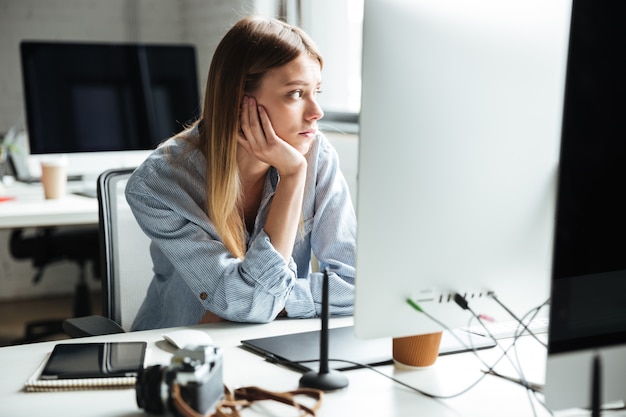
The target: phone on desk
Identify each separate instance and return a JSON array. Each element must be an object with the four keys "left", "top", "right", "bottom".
[{"left": 40, "top": 342, "right": 147, "bottom": 380}]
